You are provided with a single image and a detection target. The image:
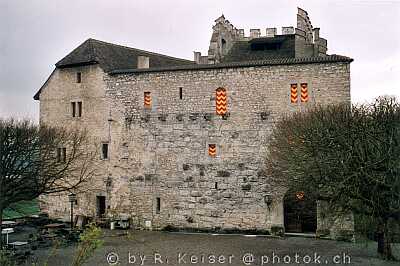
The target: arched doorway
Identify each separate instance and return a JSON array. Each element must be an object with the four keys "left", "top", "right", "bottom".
[{"left": 284, "top": 190, "right": 317, "bottom": 233}]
